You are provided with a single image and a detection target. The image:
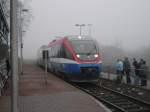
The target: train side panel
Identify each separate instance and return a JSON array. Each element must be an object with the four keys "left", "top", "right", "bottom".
[{"left": 49, "top": 57, "right": 101, "bottom": 82}]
